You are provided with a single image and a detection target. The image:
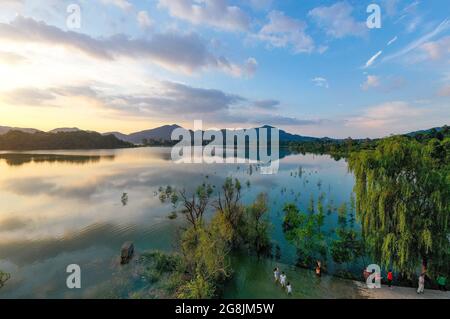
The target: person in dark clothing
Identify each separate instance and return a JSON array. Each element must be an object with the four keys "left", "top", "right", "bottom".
[{"left": 437, "top": 275, "right": 447, "bottom": 291}]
